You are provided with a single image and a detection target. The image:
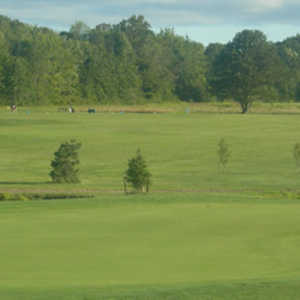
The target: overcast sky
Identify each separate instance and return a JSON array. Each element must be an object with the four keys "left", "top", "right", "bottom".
[{"left": 0, "top": 0, "right": 300, "bottom": 45}]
